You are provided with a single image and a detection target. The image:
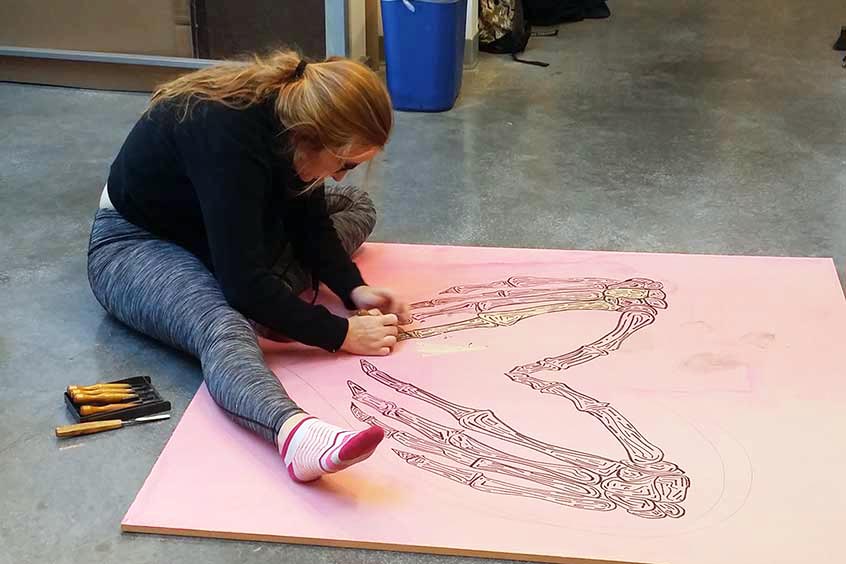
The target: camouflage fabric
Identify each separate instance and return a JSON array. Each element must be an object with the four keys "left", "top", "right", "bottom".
[{"left": 479, "top": 0, "right": 518, "bottom": 43}]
